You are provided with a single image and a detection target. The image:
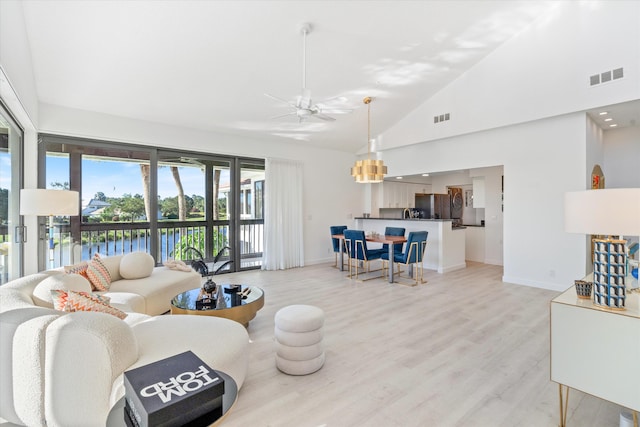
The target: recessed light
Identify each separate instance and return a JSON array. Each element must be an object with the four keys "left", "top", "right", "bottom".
[
  {"left": 396, "top": 176, "right": 403, "bottom": 179},
  {"left": 604, "top": 118, "right": 613, "bottom": 122},
  {"left": 599, "top": 111, "right": 609, "bottom": 116},
  {"left": 609, "top": 124, "right": 618, "bottom": 127},
  {"left": 422, "top": 173, "right": 430, "bottom": 177}
]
